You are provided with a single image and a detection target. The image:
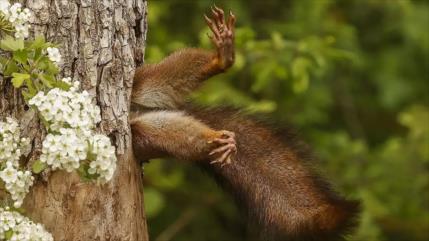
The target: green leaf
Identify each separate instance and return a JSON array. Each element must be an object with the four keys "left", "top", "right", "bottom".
[
  {"left": 0, "top": 56, "right": 8, "bottom": 66},
  {"left": 0, "top": 14, "right": 14, "bottom": 33},
  {"left": 52, "top": 80, "right": 71, "bottom": 91},
  {"left": 37, "top": 56, "right": 59, "bottom": 74},
  {"left": 11, "top": 73, "right": 30, "bottom": 88},
  {"left": 0, "top": 35, "right": 24, "bottom": 51},
  {"left": 32, "top": 160, "right": 47, "bottom": 174},
  {"left": 34, "top": 48, "right": 42, "bottom": 61},
  {"left": 13, "top": 49, "right": 28, "bottom": 65},
  {"left": 28, "top": 35, "right": 46, "bottom": 49},
  {"left": 39, "top": 74, "right": 55, "bottom": 88},
  {"left": 46, "top": 61, "right": 60, "bottom": 75},
  {"left": 10, "top": 206, "right": 26, "bottom": 214},
  {"left": 36, "top": 56, "right": 49, "bottom": 70},
  {"left": 4, "top": 229, "right": 13, "bottom": 240},
  {"left": 25, "top": 78, "right": 37, "bottom": 96},
  {"left": 21, "top": 90, "right": 32, "bottom": 101},
  {"left": 77, "top": 163, "right": 99, "bottom": 182},
  {"left": 4, "top": 61, "right": 19, "bottom": 76},
  {"left": 87, "top": 151, "right": 97, "bottom": 162}
]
